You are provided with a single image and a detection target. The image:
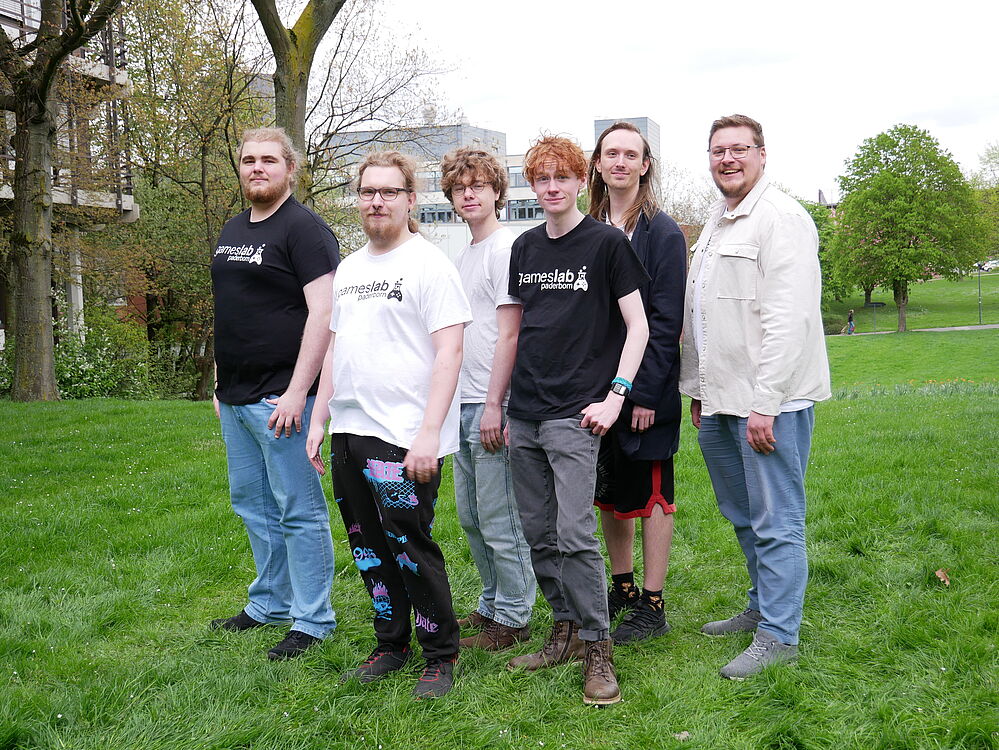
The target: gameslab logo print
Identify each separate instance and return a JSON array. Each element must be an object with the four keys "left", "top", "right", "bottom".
[
  {"left": 215, "top": 243, "right": 265, "bottom": 265},
  {"left": 519, "top": 266, "right": 588, "bottom": 292},
  {"left": 341, "top": 277, "right": 404, "bottom": 302}
]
